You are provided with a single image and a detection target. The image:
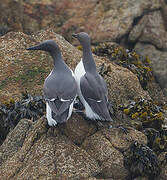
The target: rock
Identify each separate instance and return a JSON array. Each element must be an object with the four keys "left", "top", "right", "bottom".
[
  {"left": 101, "top": 127, "right": 147, "bottom": 151},
  {"left": 82, "top": 131, "right": 128, "bottom": 179},
  {"left": 0, "top": 0, "right": 23, "bottom": 33},
  {"left": 0, "top": 0, "right": 161, "bottom": 43},
  {"left": 158, "top": 152, "right": 167, "bottom": 180},
  {"left": 160, "top": 0, "right": 167, "bottom": 30},
  {"left": 0, "top": 29, "right": 150, "bottom": 107},
  {"left": 60, "top": 0, "right": 160, "bottom": 43},
  {"left": 0, "top": 119, "right": 32, "bottom": 166},
  {"left": 129, "top": 11, "right": 167, "bottom": 50},
  {"left": 58, "top": 113, "right": 97, "bottom": 145},
  {"left": 82, "top": 128, "right": 147, "bottom": 179},
  {"left": 0, "top": 117, "right": 101, "bottom": 179},
  {"left": 135, "top": 42, "right": 167, "bottom": 96}
]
